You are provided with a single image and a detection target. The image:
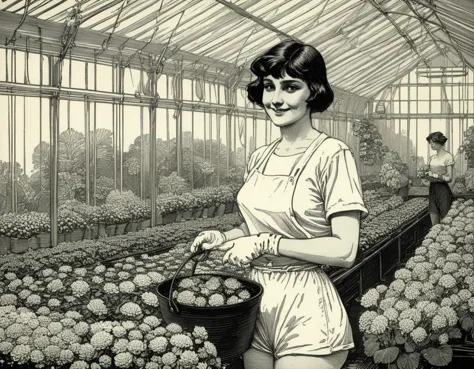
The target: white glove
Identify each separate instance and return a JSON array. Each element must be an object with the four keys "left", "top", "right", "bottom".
[
  {"left": 222, "top": 233, "right": 283, "bottom": 267},
  {"left": 190, "top": 230, "right": 228, "bottom": 253}
]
